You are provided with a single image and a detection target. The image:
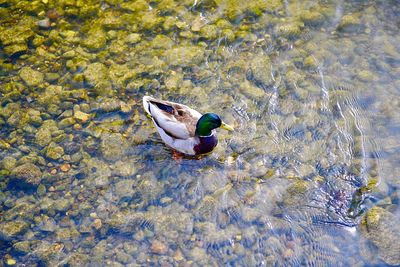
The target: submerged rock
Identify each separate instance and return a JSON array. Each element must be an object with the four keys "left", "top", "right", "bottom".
[
  {"left": 83, "top": 158, "right": 111, "bottom": 187},
  {"left": 249, "top": 55, "right": 273, "bottom": 86},
  {"left": 4, "top": 43, "right": 28, "bottom": 57},
  {"left": 35, "top": 120, "right": 58, "bottom": 147},
  {"left": 84, "top": 63, "right": 108, "bottom": 85},
  {"left": 82, "top": 27, "right": 107, "bottom": 51},
  {"left": 46, "top": 142, "right": 65, "bottom": 160},
  {"left": 299, "top": 10, "right": 324, "bottom": 26},
  {"left": 125, "top": 33, "right": 141, "bottom": 44},
  {"left": 164, "top": 46, "right": 205, "bottom": 67},
  {"left": 114, "top": 179, "right": 136, "bottom": 200},
  {"left": 361, "top": 206, "right": 400, "bottom": 266},
  {"left": 100, "top": 132, "right": 129, "bottom": 162},
  {"left": 19, "top": 67, "right": 44, "bottom": 87},
  {"left": 1, "top": 156, "right": 17, "bottom": 171},
  {"left": 13, "top": 241, "right": 37, "bottom": 255},
  {"left": 83, "top": 63, "right": 112, "bottom": 96},
  {"left": 0, "top": 221, "right": 29, "bottom": 241},
  {"left": 150, "top": 240, "right": 168, "bottom": 254},
  {"left": 11, "top": 163, "right": 42, "bottom": 186},
  {"left": 0, "top": 22, "right": 34, "bottom": 56},
  {"left": 73, "top": 110, "right": 91, "bottom": 123},
  {"left": 337, "top": 13, "right": 363, "bottom": 33}
]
